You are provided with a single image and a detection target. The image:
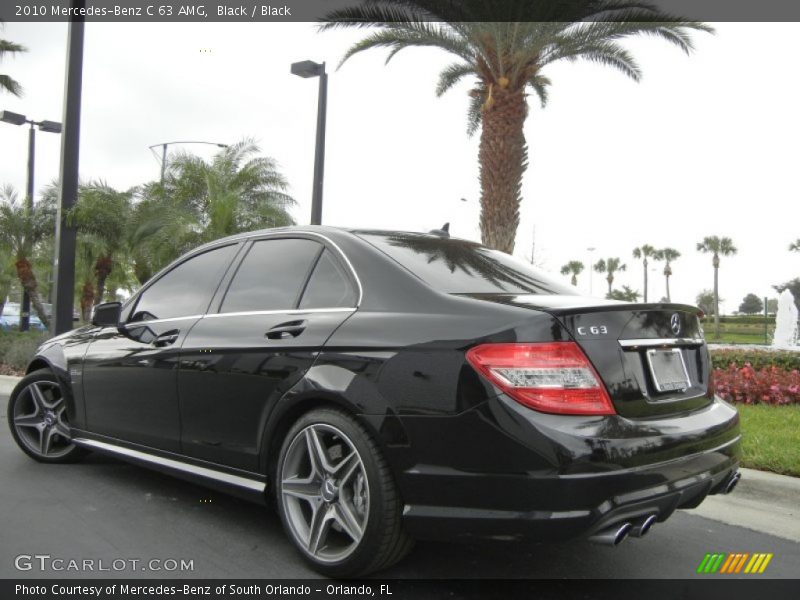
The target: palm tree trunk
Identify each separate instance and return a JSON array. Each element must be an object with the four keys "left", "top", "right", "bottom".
[
  {"left": 713, "top": 265, "right": 720, "bottom": 339},
  {"left": 14, "top": 257, "right": 50, "bottom": 329},
  {"left": 478, "top": 87, "right": 527, "bottom": 254},
  {"left": 80, "top": 280, "right": 95, "bottom": 323},
  {"left": 571, "top": 274, "right": 577, "bottom": 286},
  {"left": 93, "top": 255, "right": 113, "bottom": 305},
  {"left": 643, "top": 264, "right": 648, "bottom": 303},
  {"left": 607, "top": 274, "right": 613, "bottom": 295},
  {"left": 665, "top": 275, "right": 671, "bottom": 302}
]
